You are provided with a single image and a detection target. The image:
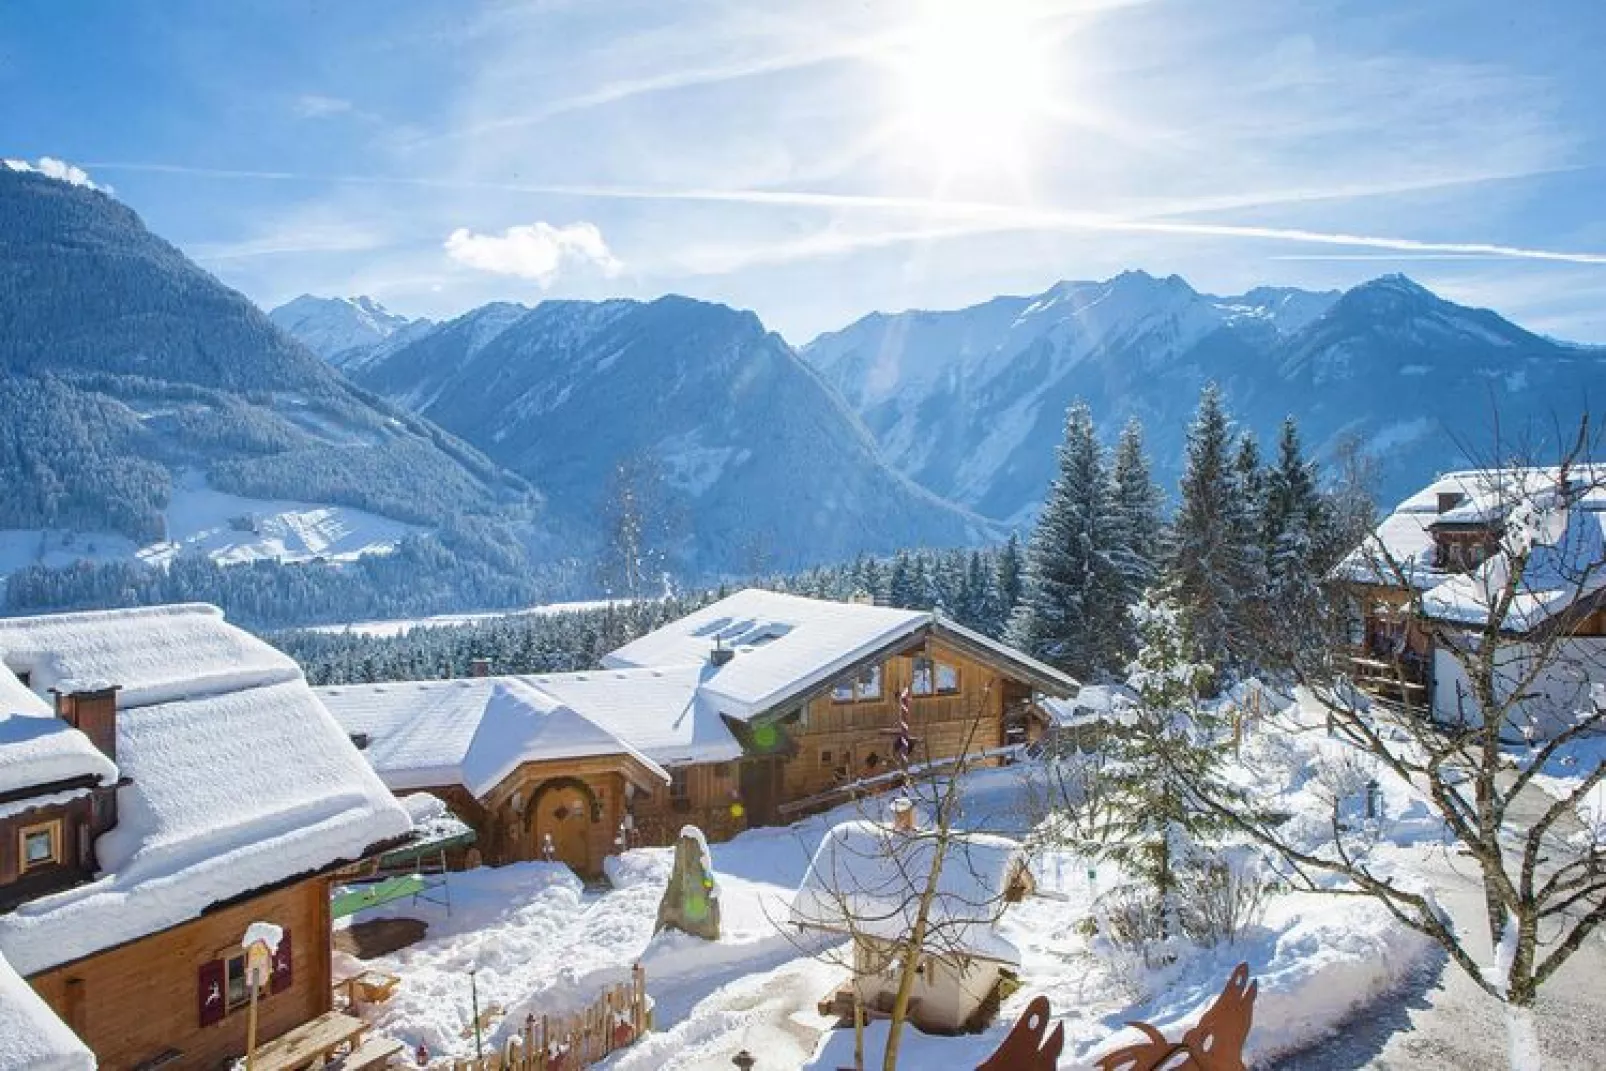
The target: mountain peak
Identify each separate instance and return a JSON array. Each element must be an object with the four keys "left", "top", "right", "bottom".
[{"left": 268, "top": 293, "right": 425, "bottom": 363}]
